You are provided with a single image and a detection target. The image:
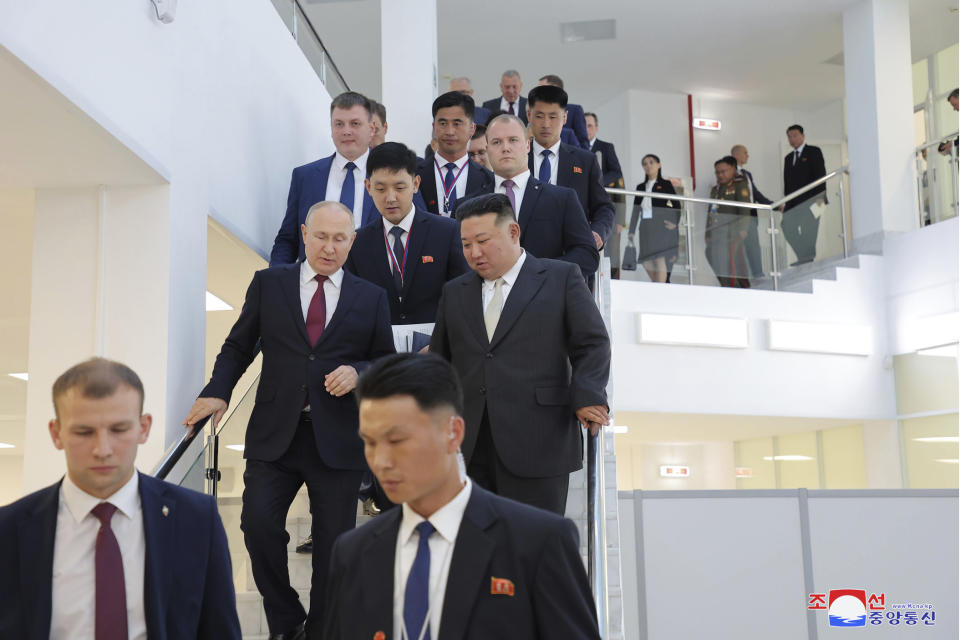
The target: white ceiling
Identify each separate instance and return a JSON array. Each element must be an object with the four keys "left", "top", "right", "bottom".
[{"left": 303, "top": 0, "right": 958, "bottom": 111}]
